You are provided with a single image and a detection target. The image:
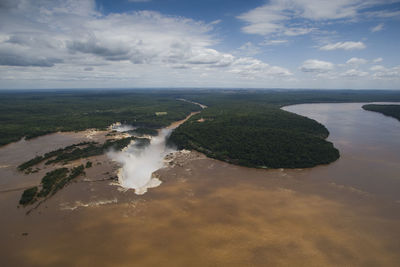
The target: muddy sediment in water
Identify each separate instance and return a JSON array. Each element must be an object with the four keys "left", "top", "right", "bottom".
[
  {"left": 1, "top": 149, "right": 400, "bottom": 266},
  {"left": 1, "top": 104, "right": 400, "bottom": 266}
]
